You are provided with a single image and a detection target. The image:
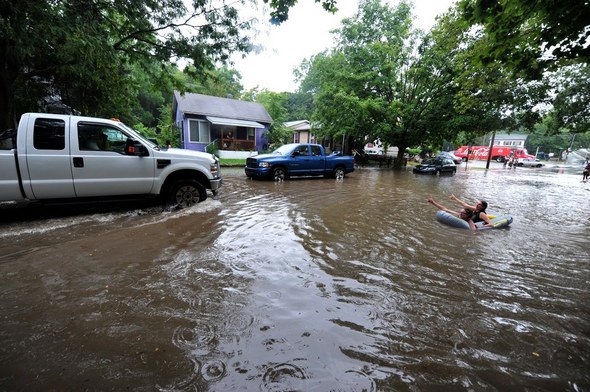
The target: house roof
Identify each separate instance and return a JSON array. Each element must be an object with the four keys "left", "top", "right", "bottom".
[
  {"left": 285, "top": 120, "right": 311, "bottom": 131},
  {"left": 174, "top": 91, "right": 272, "bottom": 124},
  {"left": 495, "top": 133, "right": 528, "bottom": 141}
]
